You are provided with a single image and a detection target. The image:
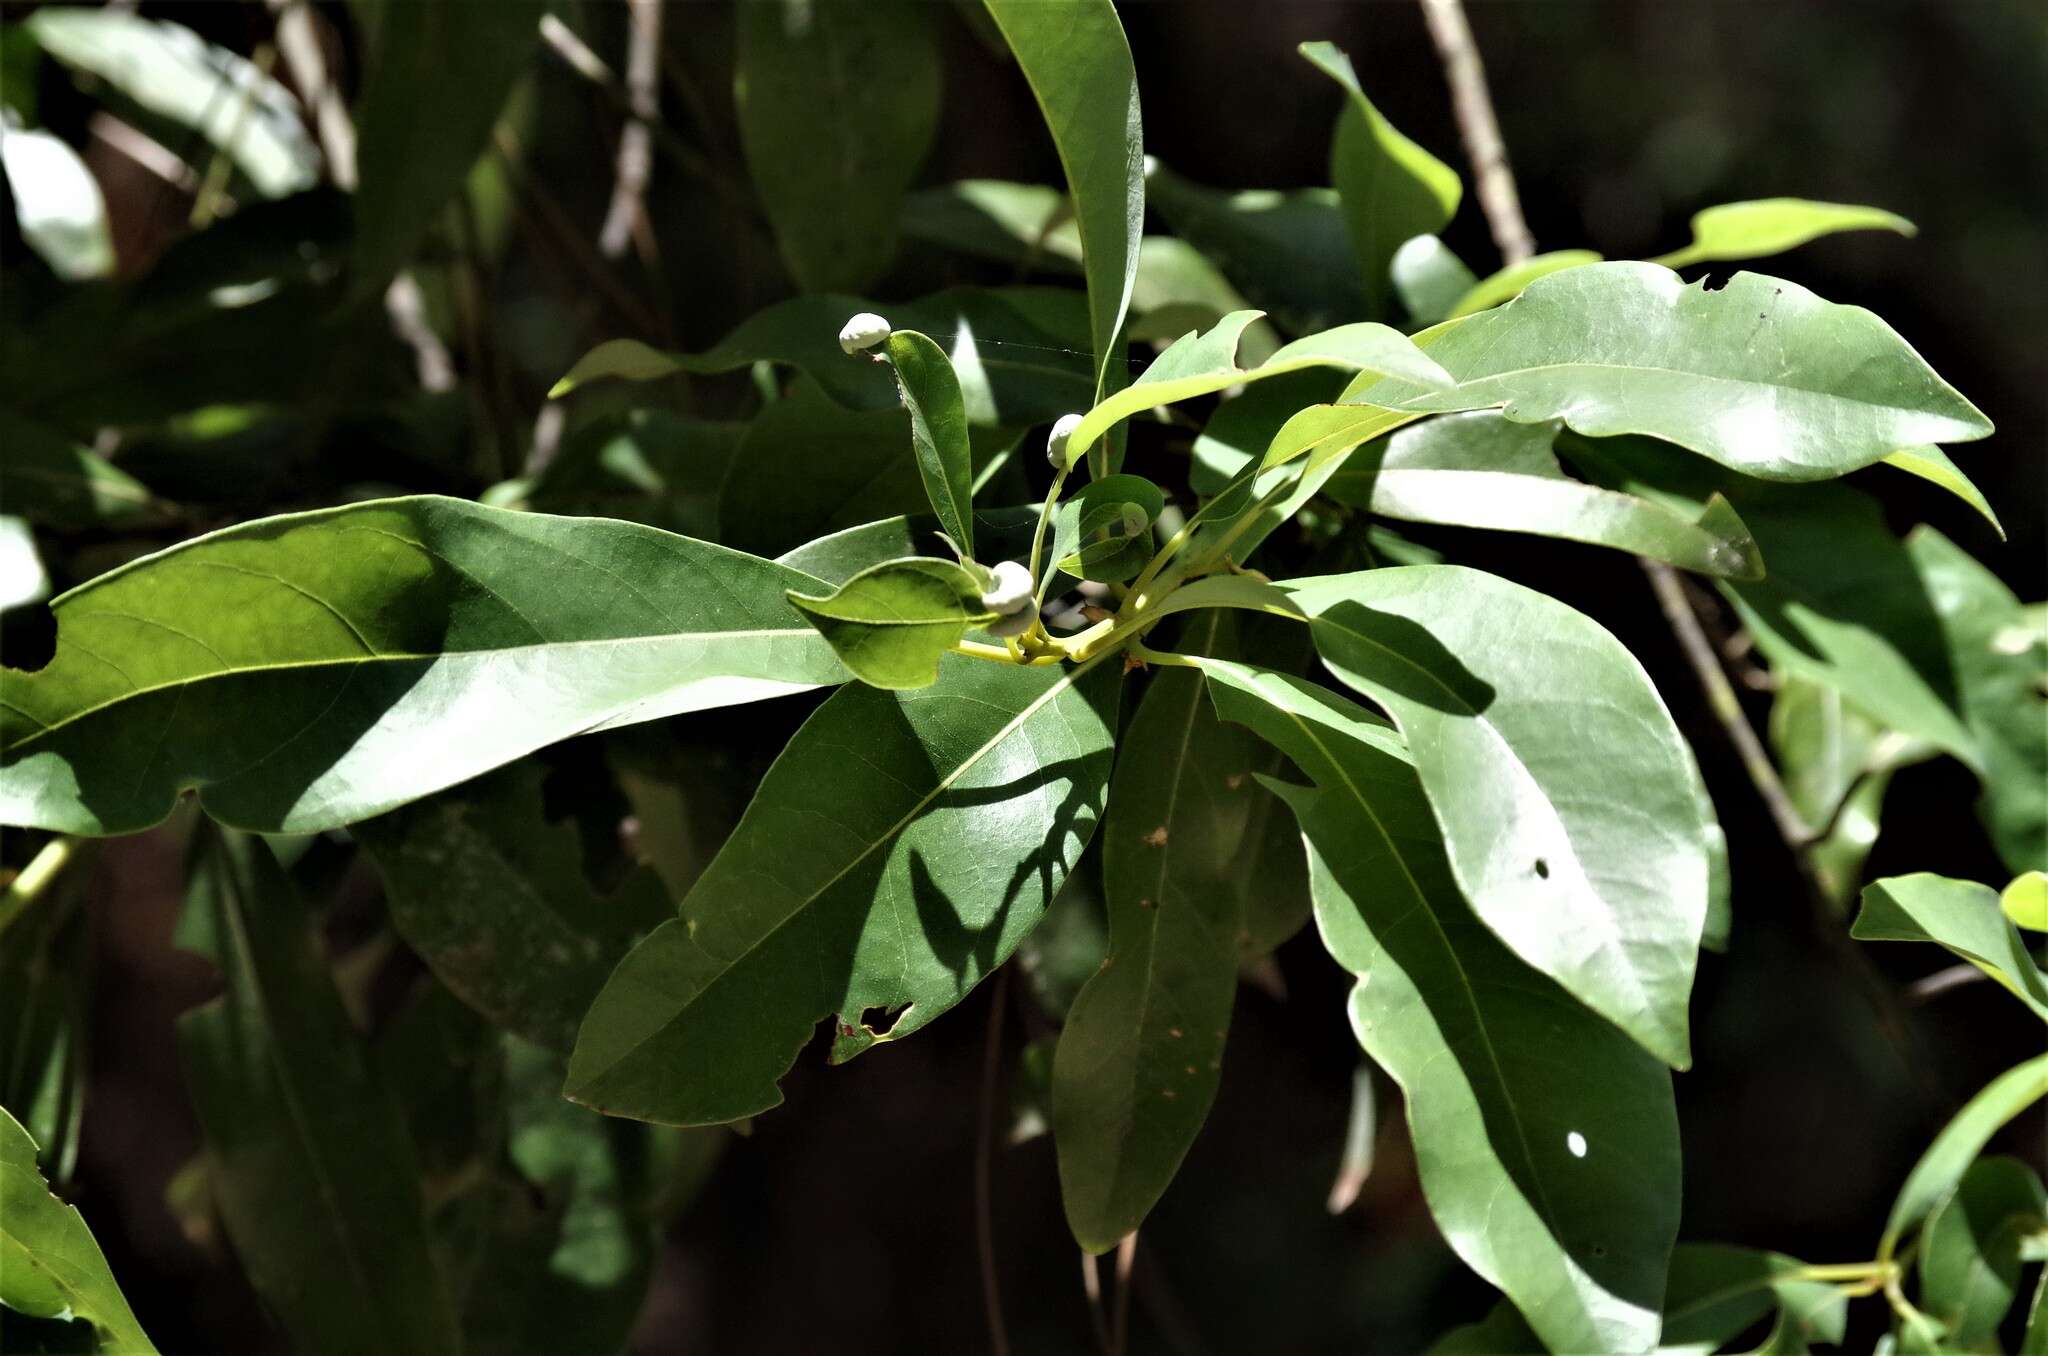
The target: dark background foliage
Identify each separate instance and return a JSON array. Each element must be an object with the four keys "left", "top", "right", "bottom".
[{"left": 6, "top": 2, "right": 2042, "bottom": 1352}]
